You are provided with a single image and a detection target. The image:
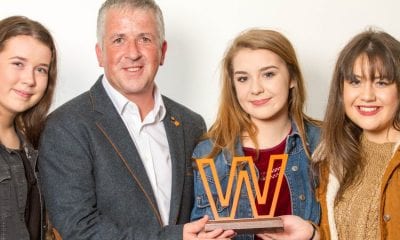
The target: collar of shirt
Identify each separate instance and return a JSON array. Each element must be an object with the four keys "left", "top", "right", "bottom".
[{"left": 101, "top": 75, "right": 167, "bottom": 133}]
